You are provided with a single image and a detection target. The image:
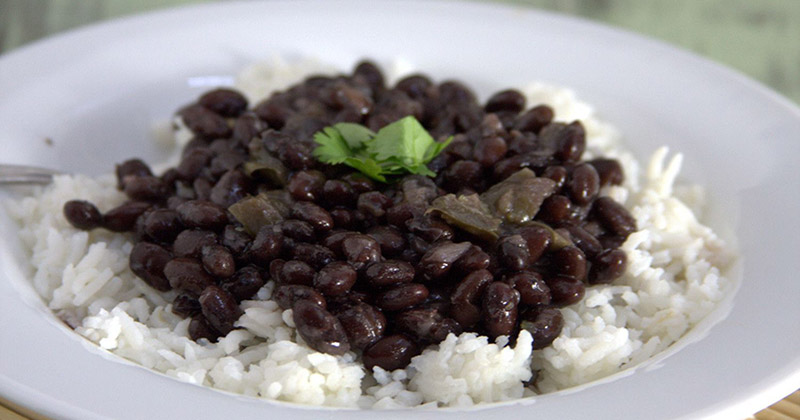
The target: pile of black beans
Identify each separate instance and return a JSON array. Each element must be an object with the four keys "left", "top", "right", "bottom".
[{"left": 63, "top": 61, "right": 636, "bottom": 372}]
